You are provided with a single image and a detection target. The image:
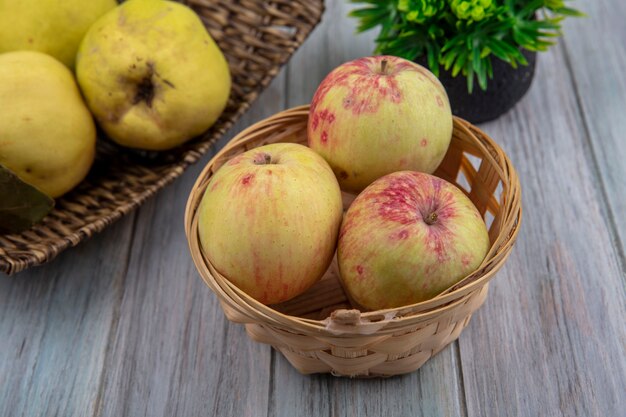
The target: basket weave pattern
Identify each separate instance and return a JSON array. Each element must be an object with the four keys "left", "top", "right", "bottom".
[
  {"left": 185, "top": 106, "right": 522, "bottom": 377},
  {"left": 0, "top": 0, "right": 324, "bottom": 274}
]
